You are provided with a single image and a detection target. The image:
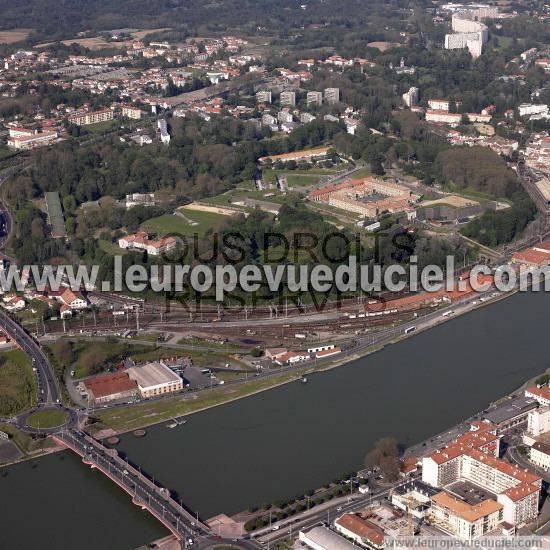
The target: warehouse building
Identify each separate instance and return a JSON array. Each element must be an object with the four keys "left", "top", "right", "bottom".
[{"left": 127, "top": 361, "right": 184, "bottom": 398}]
